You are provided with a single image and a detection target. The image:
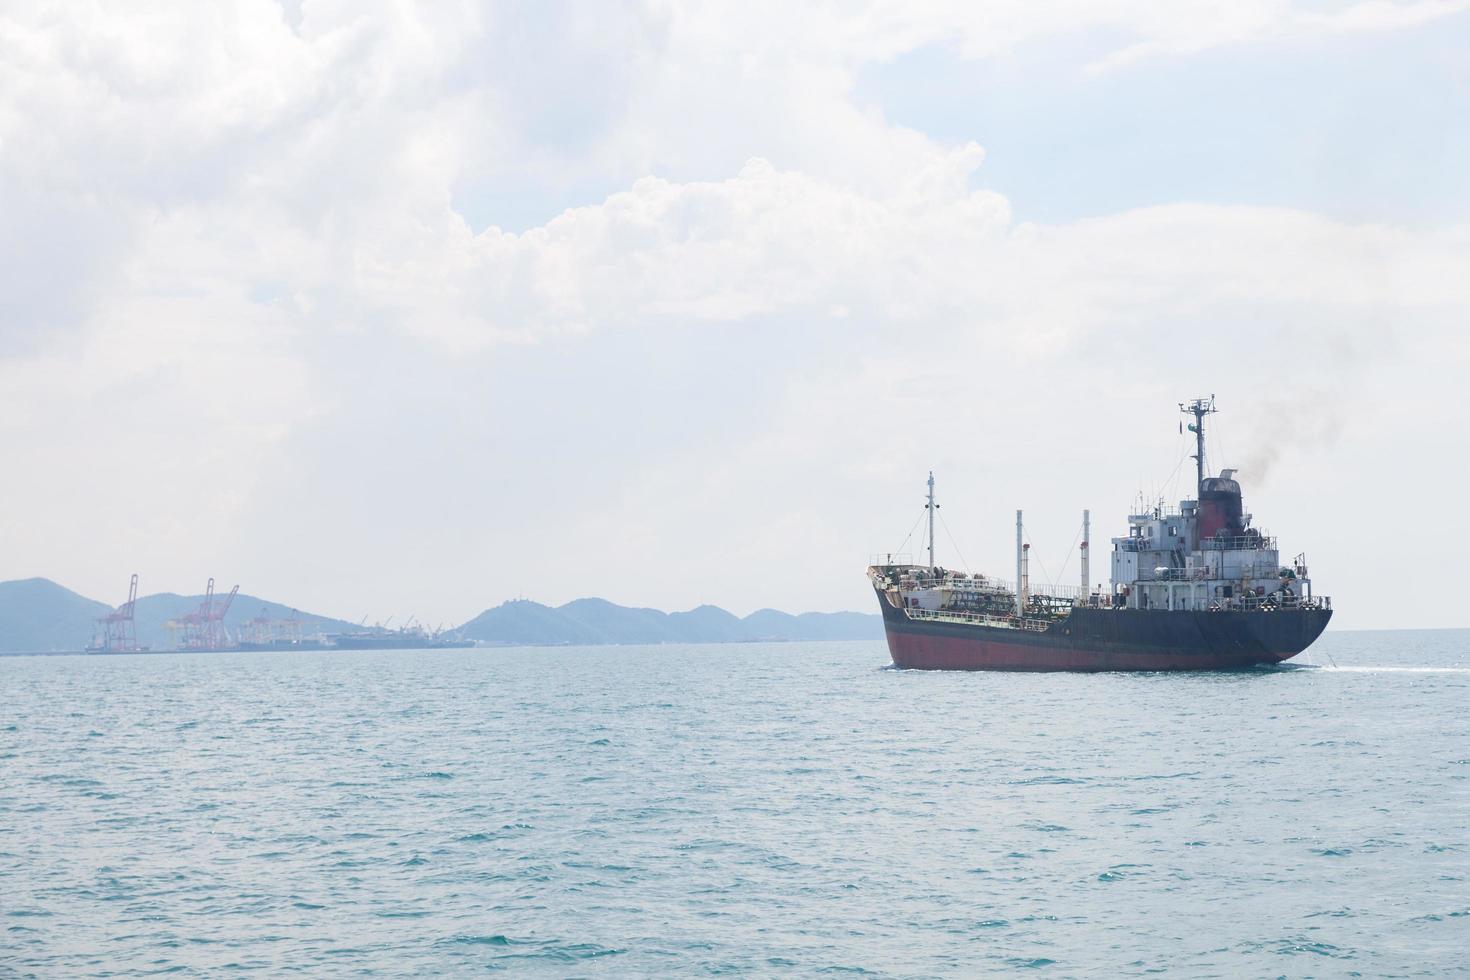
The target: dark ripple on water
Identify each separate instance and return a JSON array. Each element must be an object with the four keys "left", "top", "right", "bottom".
[{"left": 1, "top": 630, "right": 1468, "bottom": 975}]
